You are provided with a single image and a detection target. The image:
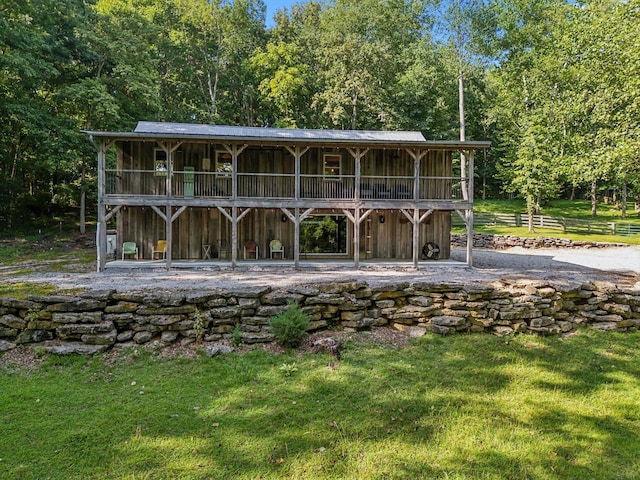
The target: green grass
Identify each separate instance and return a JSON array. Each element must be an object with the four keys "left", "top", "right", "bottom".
[
  {"left": 462, "top": 199, "right": 640, "bottom": 245},
  {"left": 474, "top": 199, "right": 640, "bottom": 224},
  {"left": 2, "top": 329, "right": 640, "bottom": 479}
]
